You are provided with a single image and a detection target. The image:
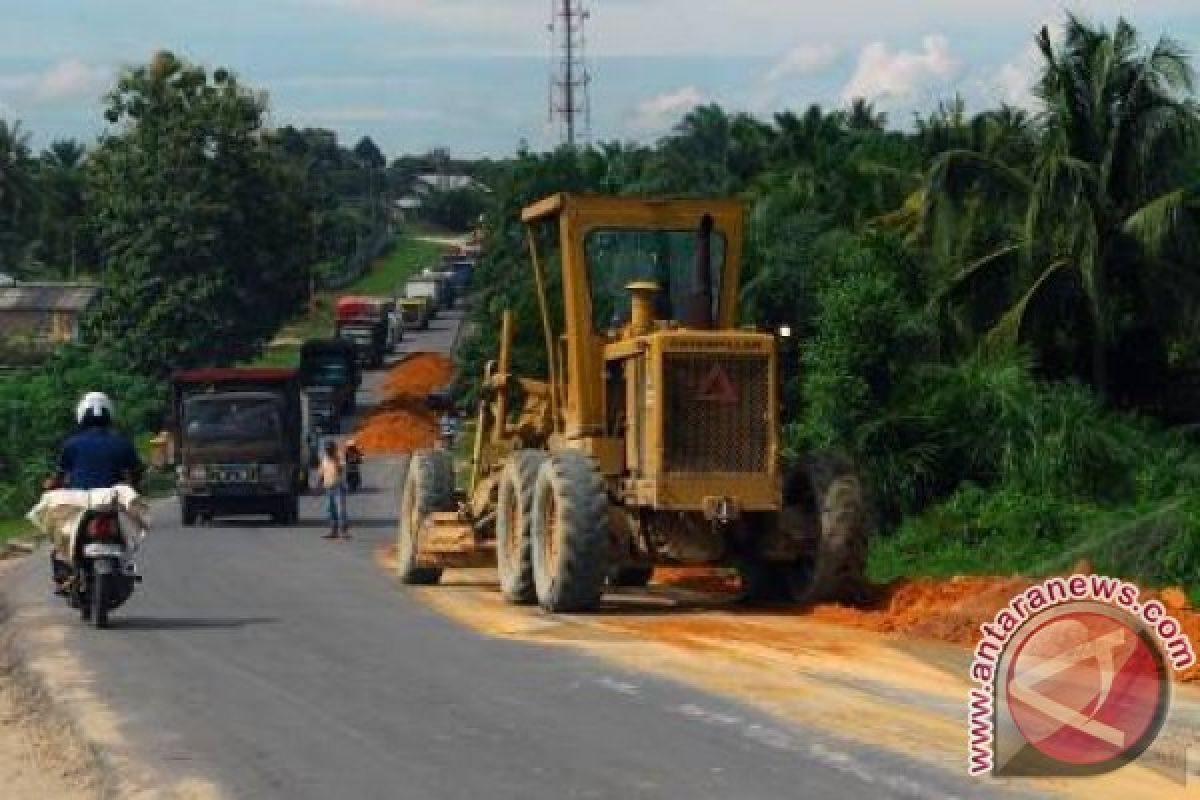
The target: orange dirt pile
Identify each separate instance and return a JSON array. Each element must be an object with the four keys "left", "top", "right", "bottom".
[
  {"left": 354, "top": 353, "right": 454, "bottom": 454},
  {"left": 805, "top": 576, "right": 1200, "bottom": 683}
]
